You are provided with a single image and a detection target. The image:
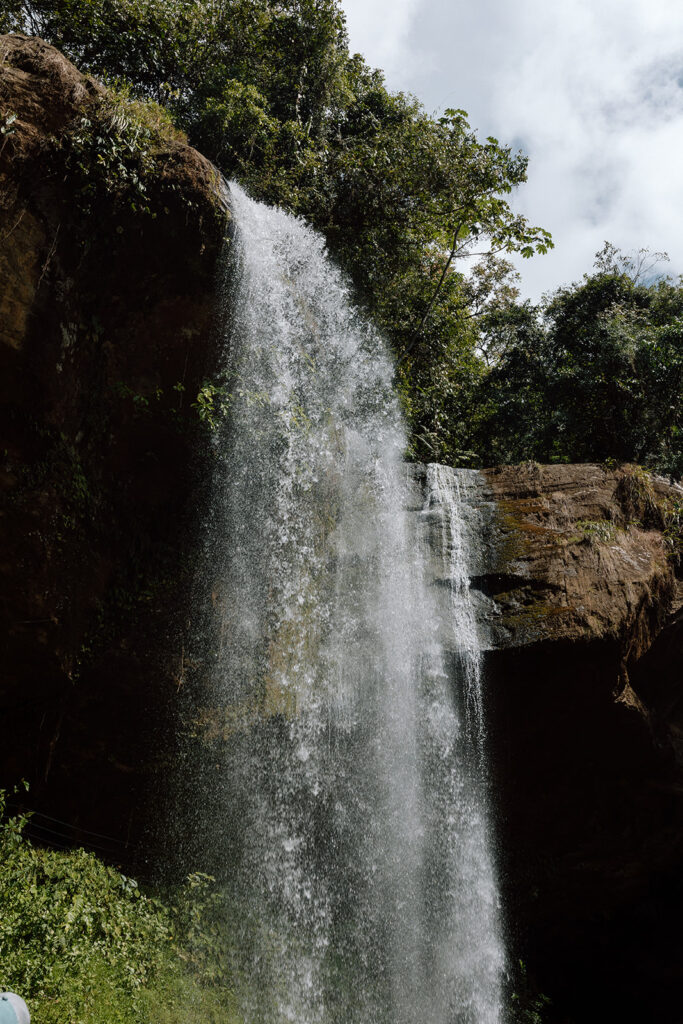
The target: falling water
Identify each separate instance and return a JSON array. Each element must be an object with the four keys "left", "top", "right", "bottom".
[{"left": 197, "top": 183, "right": 504, "bottom": 1023}]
